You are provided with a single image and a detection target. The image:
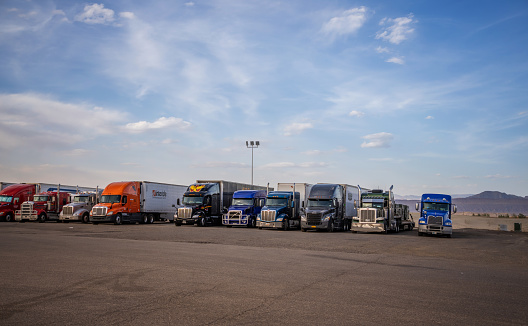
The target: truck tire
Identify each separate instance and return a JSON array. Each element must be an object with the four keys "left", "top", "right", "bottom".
[
  {"left": 418, "top": 232, "right": 423, "bottom": 236},
  {"left": 141, "top": 215, "right": 148, "bottom": 224},
  {"left": 328, "top": 219, "right": 334, "bottom": 232},
  {"left": 175, "top": 220, "right": 182, "bottom": 226},
  {"left": 5, "top": 213, "right": 13, "bottom": 222},
  {"left": 82, "top": 213, "right": 90, "bottom": 224},
  {"left": 199, "top": 216, "right": 206, "bottom": 227},
  {"left": 38, "top": 213, "right": 46, "bottom": 223},
  {"left": 301, "top": 228, "right": 307, "bottom": 232},
  {"left": 114, "top": 214, "right": 122, "bottom": 225},
  {"left": 148, "top": 214, "right": 155, "bottom": 224}
]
